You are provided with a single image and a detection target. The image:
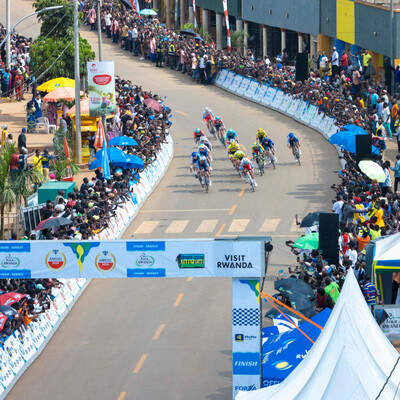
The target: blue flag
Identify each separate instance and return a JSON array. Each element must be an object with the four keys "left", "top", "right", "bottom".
[{"left": 101, "top": 137, "right": 111, "bottom": 179}]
